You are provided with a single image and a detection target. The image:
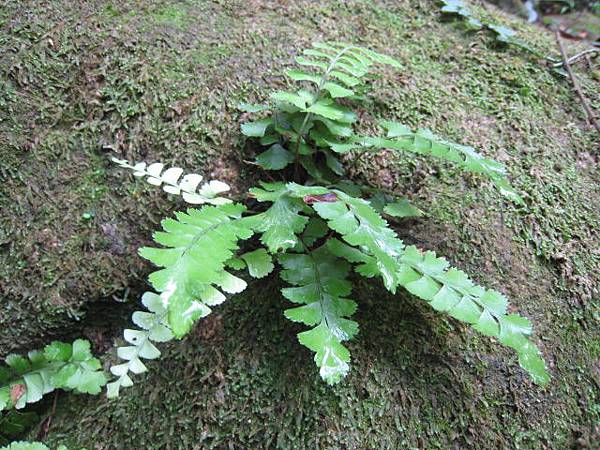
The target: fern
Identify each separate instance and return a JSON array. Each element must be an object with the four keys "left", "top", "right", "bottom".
[
  {"left": 0, "top": 340, "right": 106, "bottom": 411},
  {"left": 107, "top": 292, "right": 174, "bottom": 398},
  {"left": 0, "top": 443, "right": 76, "bottom": 450},
  {"left": 112, "top": 158, "right": 231, "bottom": 205},
  {"left": 348, "top": 122, "right": 523, "bottom": 203},
  {"left": 280, "top": 245, "right": 358, "bottom": 384},
  {"left": 139, "top": 203, "right": 257, "bottom": 337},
  {"left": 106, "top": 42, "right": 549, "bottom": 393}
]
